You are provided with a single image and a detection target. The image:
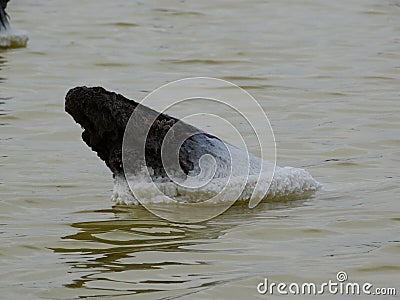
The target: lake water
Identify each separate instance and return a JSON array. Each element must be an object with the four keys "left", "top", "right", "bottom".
[{"left": 1, "top": 0, "right": 399, "bottom": 299}]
